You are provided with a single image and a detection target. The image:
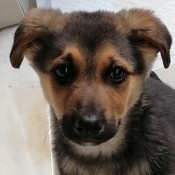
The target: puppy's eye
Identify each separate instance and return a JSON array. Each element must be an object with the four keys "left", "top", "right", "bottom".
[
  {"left": 56, "top": 66, "right": 69, "bottom": 78},
  {"left": 54, "top": 65, "right": 72, "bottom": 85},
  {"left": 110, "top": 67, "right": 126, "bottom": 84}
]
